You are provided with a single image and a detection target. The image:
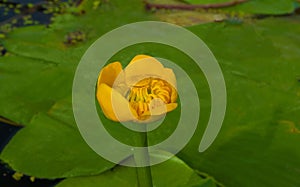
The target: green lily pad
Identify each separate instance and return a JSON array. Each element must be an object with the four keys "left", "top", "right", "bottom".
[
  {"left": 3, "top": 0, "right": 152, "bottom": 64},
  {"left": 182, "top": 0, "right": 296, "bottom": 15},
  {"left": 0, "top": 112, "right": 115, "bottom": 179},
  {"left": 0, "top": 56, "right": 74, "bottom": 125},
  {"left": 225, "top": 0, "right": 296, "bottom": 15},
  {"left": 0, "top": 0, "right": 153, "bottom": 125},
  {"left": 3, "top": 25, "right": 87, "bottom": 65},
  {"left": 176, "top": 17, "right": 300, "bottom": 187},
  {"left": 56, "top": 153, "right": 218, "bottom": 187}
]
